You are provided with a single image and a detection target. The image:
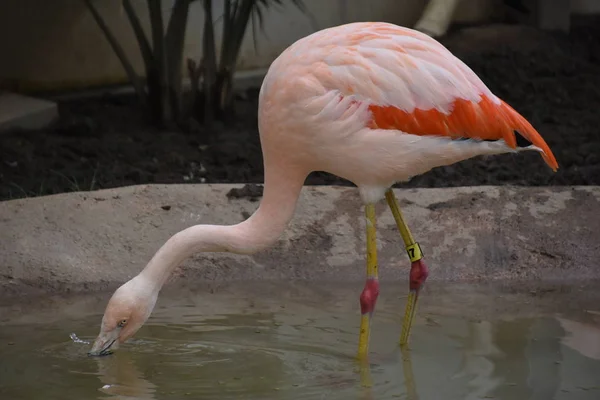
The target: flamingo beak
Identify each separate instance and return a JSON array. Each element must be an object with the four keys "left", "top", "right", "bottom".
[{"left": 88, "top": 330, "right": 119, "bottom": 357}]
